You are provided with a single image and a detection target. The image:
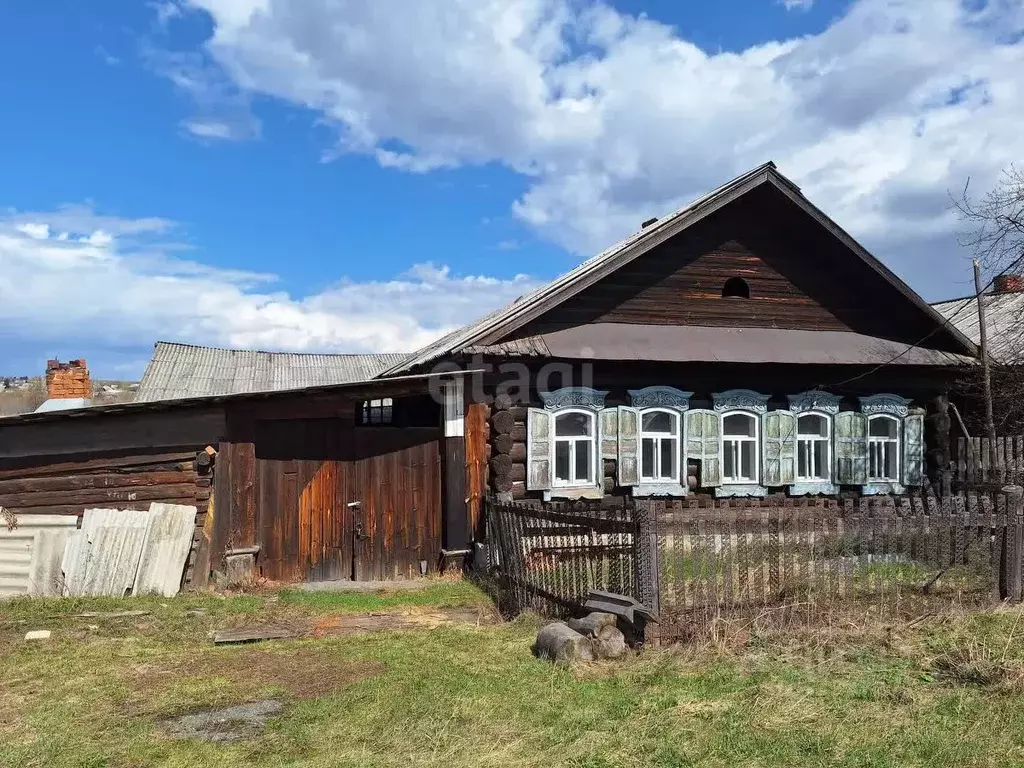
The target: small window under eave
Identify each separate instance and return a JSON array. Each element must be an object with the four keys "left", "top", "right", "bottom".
[{"left": 722, "top": 277, "right": 750, "bottom": 299}]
